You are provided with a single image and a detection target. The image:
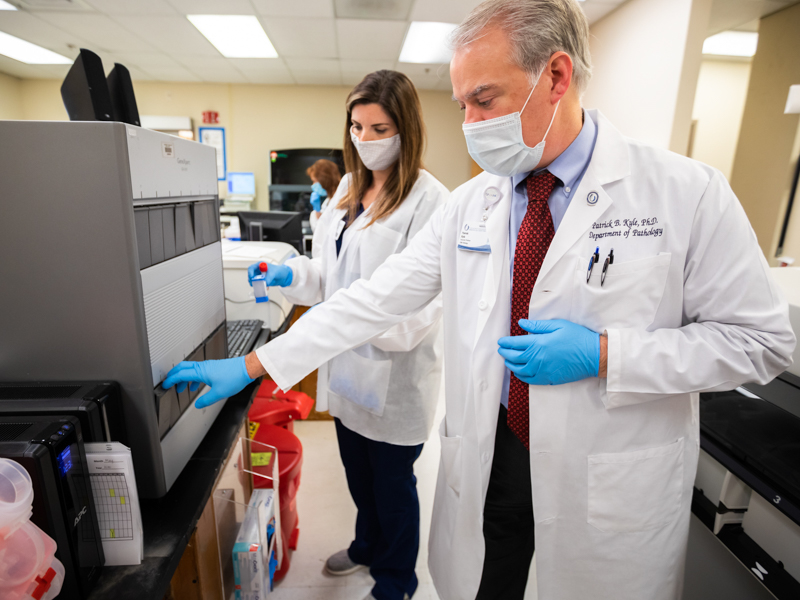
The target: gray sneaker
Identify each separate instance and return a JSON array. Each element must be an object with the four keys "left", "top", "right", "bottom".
[{"left": 325, "top": 549, "right": 364, "bottom": 576}]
